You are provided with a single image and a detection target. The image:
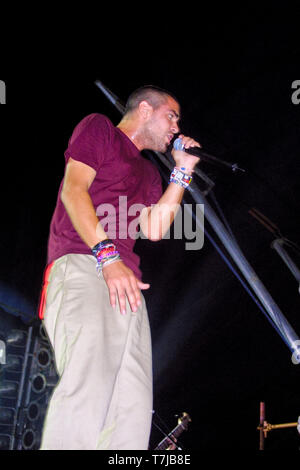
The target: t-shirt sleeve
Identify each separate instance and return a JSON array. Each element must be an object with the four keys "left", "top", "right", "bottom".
[
  {"left": 64, "top": 114, "right": 111, "bottom": 172},
  {"left": 145, "top": 165, "right": 163, "bottom": 206}
]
